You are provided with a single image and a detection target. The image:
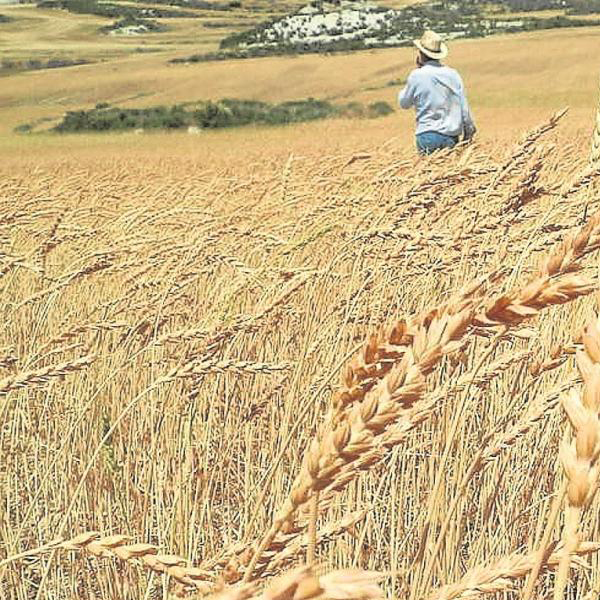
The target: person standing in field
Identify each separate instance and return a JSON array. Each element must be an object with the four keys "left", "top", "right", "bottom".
[{"left": 398, "top": 30, "right": 476, "bottom": 155}]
